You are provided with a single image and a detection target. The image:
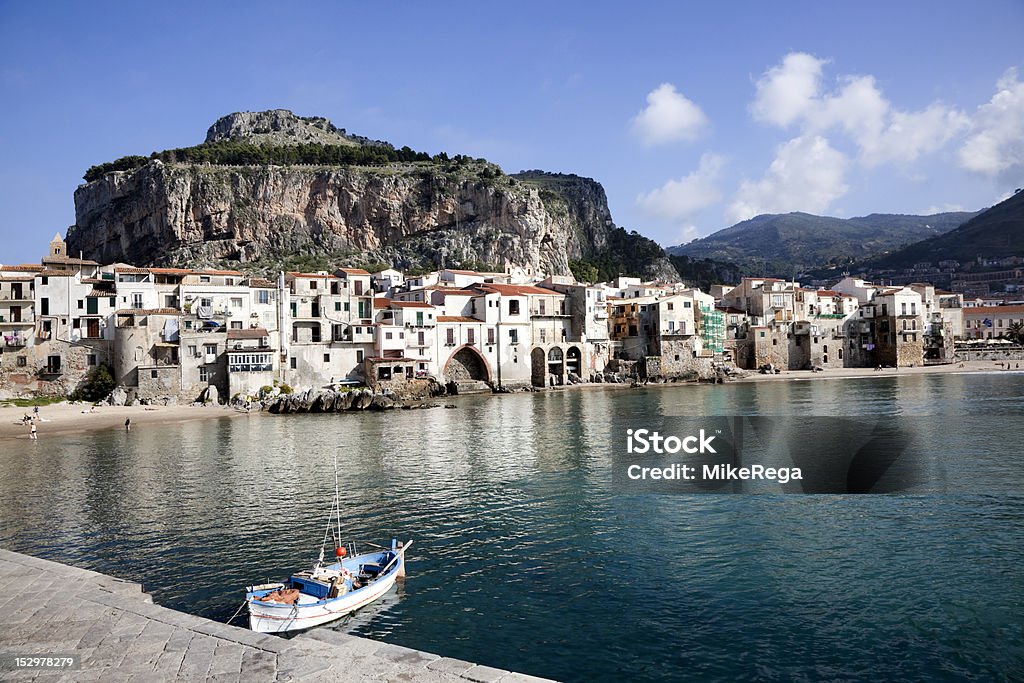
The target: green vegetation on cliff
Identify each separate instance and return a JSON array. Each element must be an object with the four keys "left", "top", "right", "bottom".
[
  {"left": 83, "top": 141, "right": 460, "bottom": 182},
  {"left": 569, "top": 227, "right": 666, "bottom": 282}
]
